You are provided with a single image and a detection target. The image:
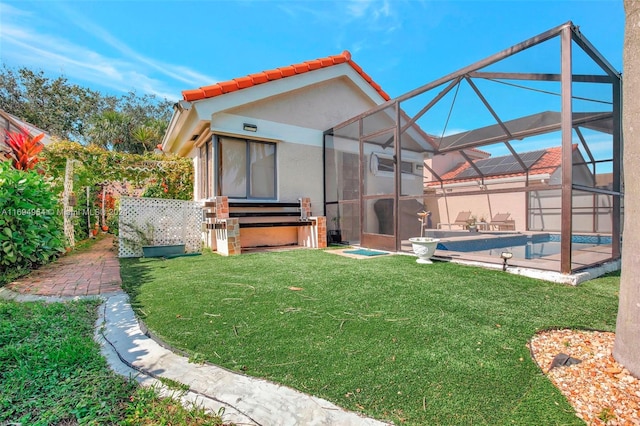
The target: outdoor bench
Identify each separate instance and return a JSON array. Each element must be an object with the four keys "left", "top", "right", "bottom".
[
  {"left": 201, "top": 197, "right": 325, "bottom": 254},
  {"left": 229, "top": 202, "right": 314, "bottom": 228},
  {"left": 203, "top": 200, "right": 314, "bottom": 229}
]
